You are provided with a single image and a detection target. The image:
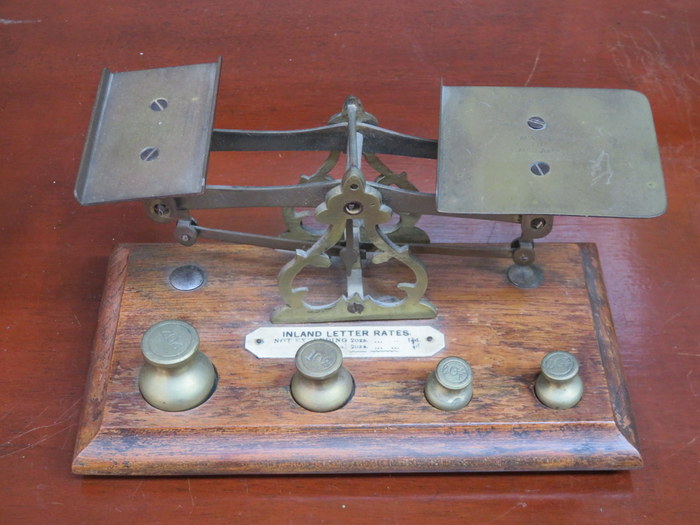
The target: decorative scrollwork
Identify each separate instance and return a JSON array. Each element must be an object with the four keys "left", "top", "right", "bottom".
[
  {"left": 272, "top": 167, "right": 436, "bottom": 323},
  {"left": 280, "top": 98, "right": 429, "bottom": 245},
  {"left": 279, "top": 151, "right": 340, "bottom": 241}
]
